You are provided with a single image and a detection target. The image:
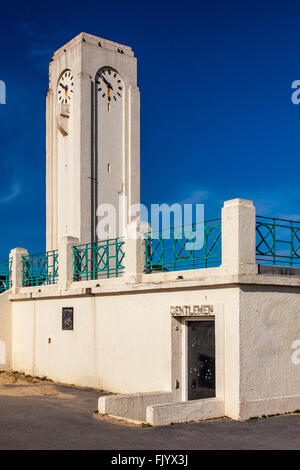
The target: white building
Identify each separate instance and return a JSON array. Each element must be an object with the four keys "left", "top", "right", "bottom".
[{"left": 0, "top": 33, "right": 299, "bottom": 426}]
